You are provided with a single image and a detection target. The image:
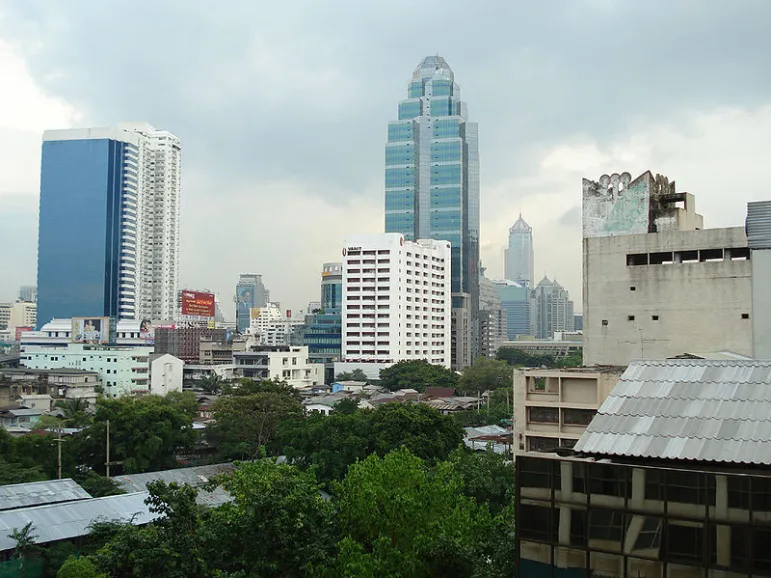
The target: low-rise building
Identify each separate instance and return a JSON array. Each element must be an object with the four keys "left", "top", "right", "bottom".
[
  {"left": 149, "top": 354, "right": 184, "bottom": 397},
  {"left": 513, "top": 366, "right": 624, "bottom": 453},
  {"left": 233, "top": 345, "right": 324, "bottom": 389},
  {"left": 516, "top": 358, "right": 771, "bottom": 578},
  {"left": 0, "top": 367, "right": 101, "bottom": 406},
  {"left": 499, "top": 334, "right": 583, "bottom": 360}
]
